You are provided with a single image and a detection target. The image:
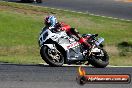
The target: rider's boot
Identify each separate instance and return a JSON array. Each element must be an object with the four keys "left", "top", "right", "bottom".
[{"left": 70, "top": 28, "right": 91, "bottom": 49}]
